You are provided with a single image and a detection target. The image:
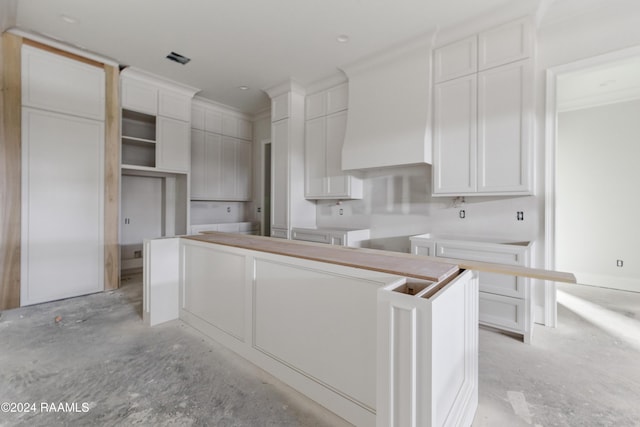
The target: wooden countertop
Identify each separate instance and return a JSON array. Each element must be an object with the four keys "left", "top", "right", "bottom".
[{"left": 184, "top": 233, "right": 577, "bottom": 284}]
